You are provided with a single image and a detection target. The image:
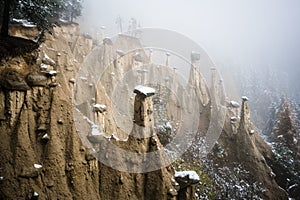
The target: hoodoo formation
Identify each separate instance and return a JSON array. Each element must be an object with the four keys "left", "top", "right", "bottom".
[{"left": 0, "top": 20, "right": 298, "bottom": 199}]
